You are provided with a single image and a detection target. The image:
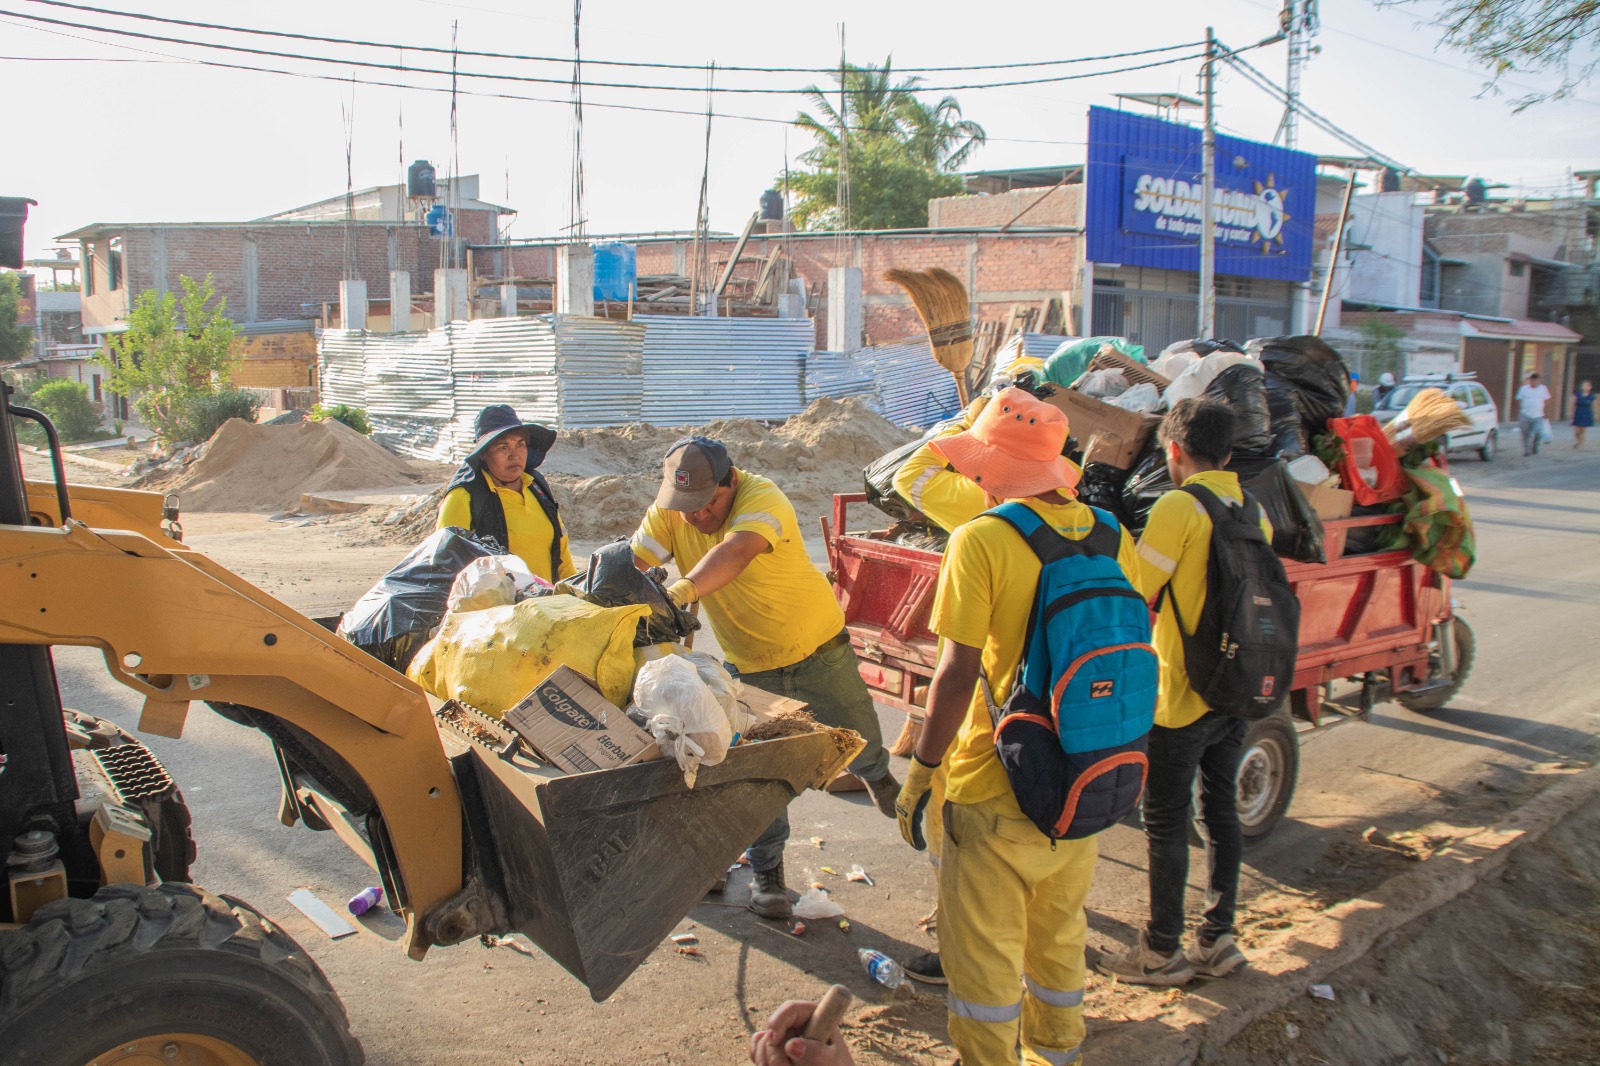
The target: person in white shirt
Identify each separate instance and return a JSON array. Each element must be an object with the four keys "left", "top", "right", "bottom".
[{"left": 1516, "top": 373, "right": 1553, "bottom": 456}]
